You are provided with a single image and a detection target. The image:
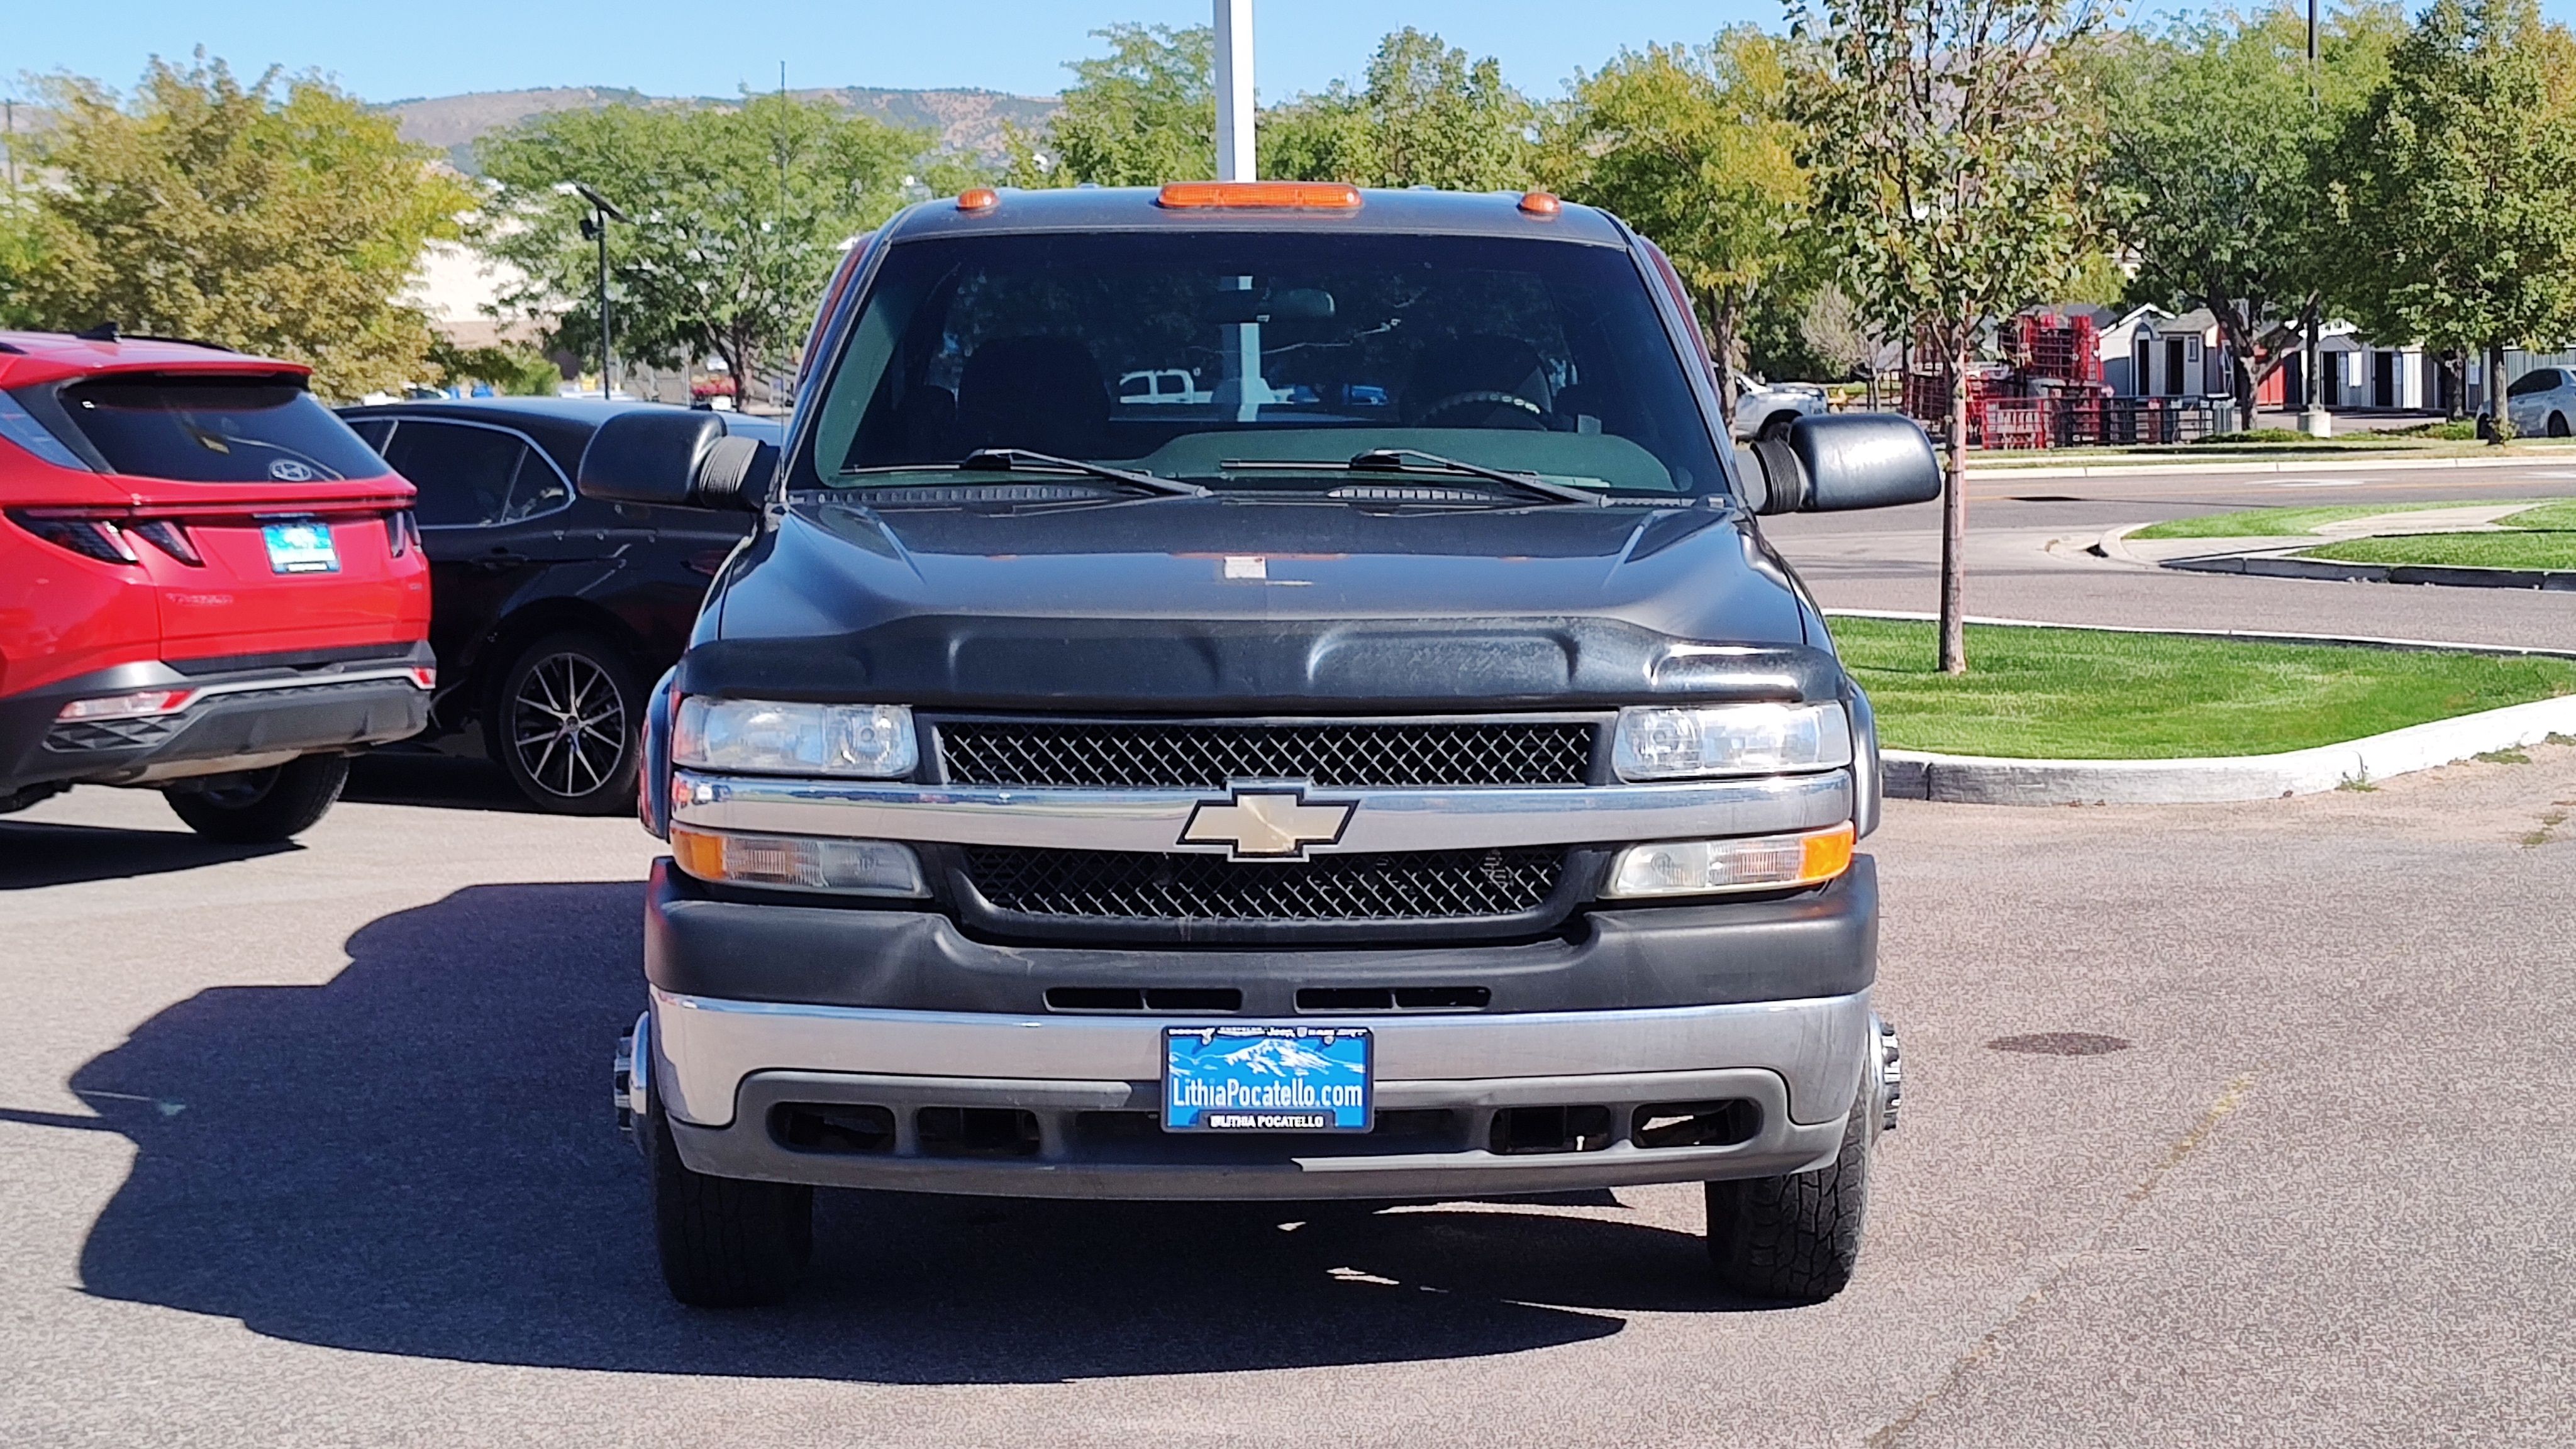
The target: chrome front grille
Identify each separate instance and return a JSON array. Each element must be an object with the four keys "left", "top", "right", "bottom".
[
  {"left": 961, "top": 845, "right": 1565, "bottom": 923},
  {"left": 937, "top": 720, "right": 1595, "bottom": 789}
]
